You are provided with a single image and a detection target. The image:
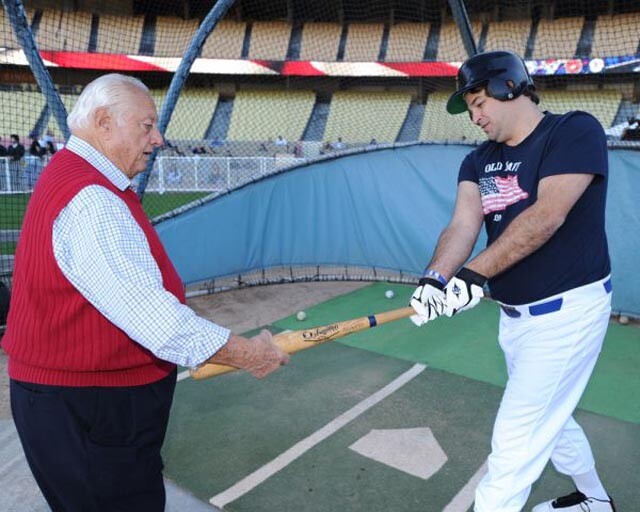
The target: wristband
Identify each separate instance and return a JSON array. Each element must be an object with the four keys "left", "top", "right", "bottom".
[
  {"left": 456, "top": 267, "right": 487, "bottom": 287},
  {"left": 422, "top": 268, "right": 447, "bottom": 286}
]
